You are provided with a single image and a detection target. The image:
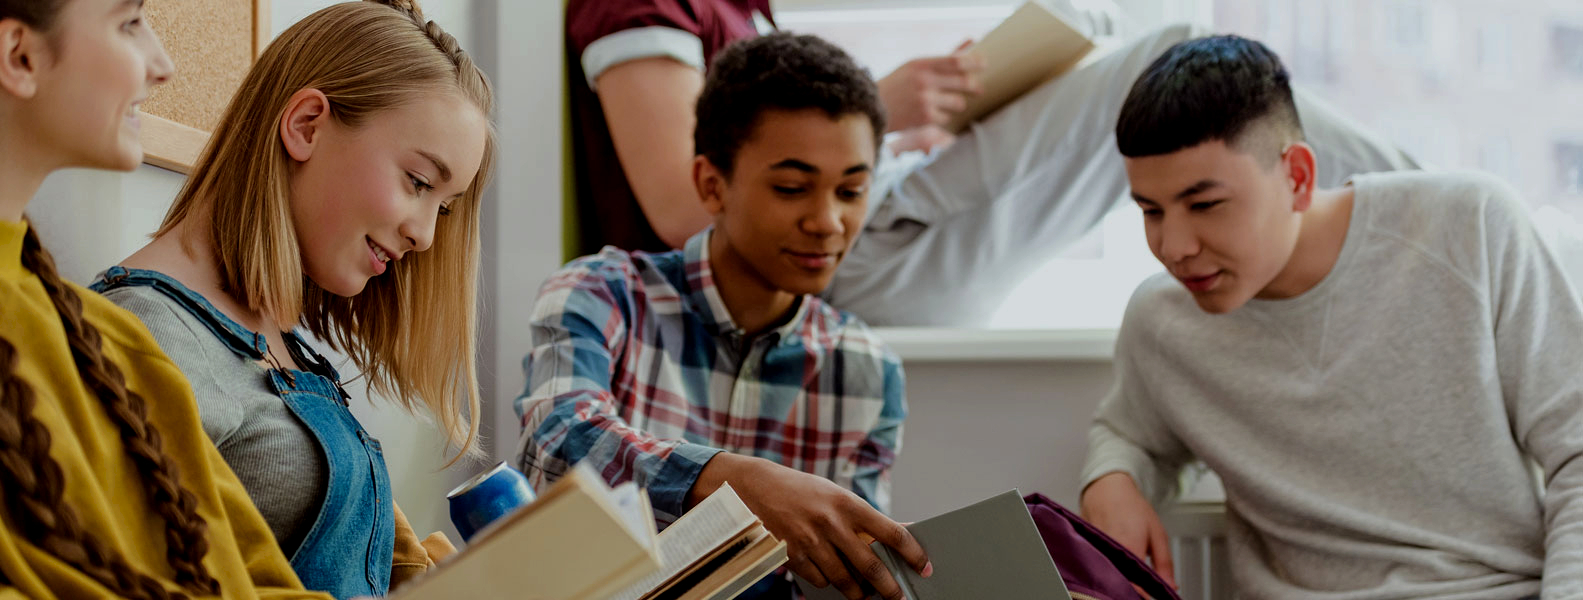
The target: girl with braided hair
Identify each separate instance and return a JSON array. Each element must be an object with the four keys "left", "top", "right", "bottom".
[
  {"left": 91, "top": 1, "right": 494, "bottom": 597},
  {"left": 0, "top": 0, "right": 332, "bottom": 598}
]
